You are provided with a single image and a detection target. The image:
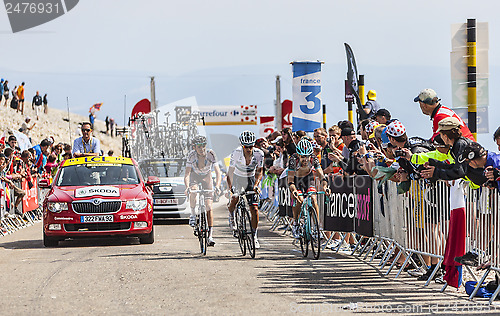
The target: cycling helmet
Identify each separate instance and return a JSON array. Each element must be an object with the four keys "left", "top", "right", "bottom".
[
  {"left": 192, "top": 135, "right": 207, "bottom": 145},
  {"left": 239, "top": 130, "right": 256, "bottom": 146},
  {"left": 296, "top": 138, "right": 314, "bottom": 156}
]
